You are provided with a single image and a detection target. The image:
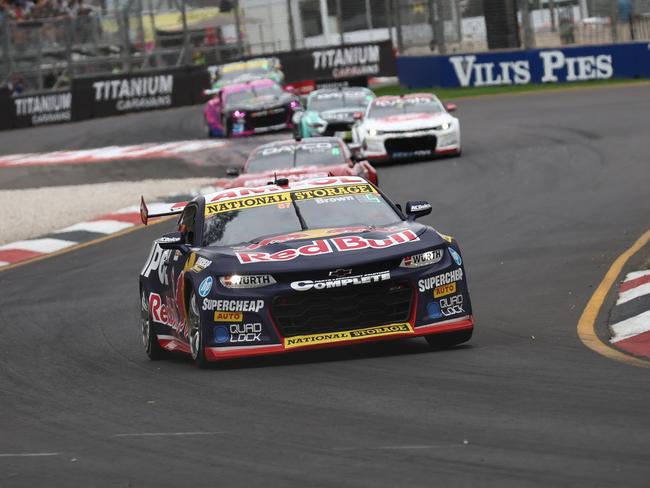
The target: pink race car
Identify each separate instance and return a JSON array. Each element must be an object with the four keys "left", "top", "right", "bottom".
[{"left": 204, "top": 79, "right": 301, "bottom": 138}]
